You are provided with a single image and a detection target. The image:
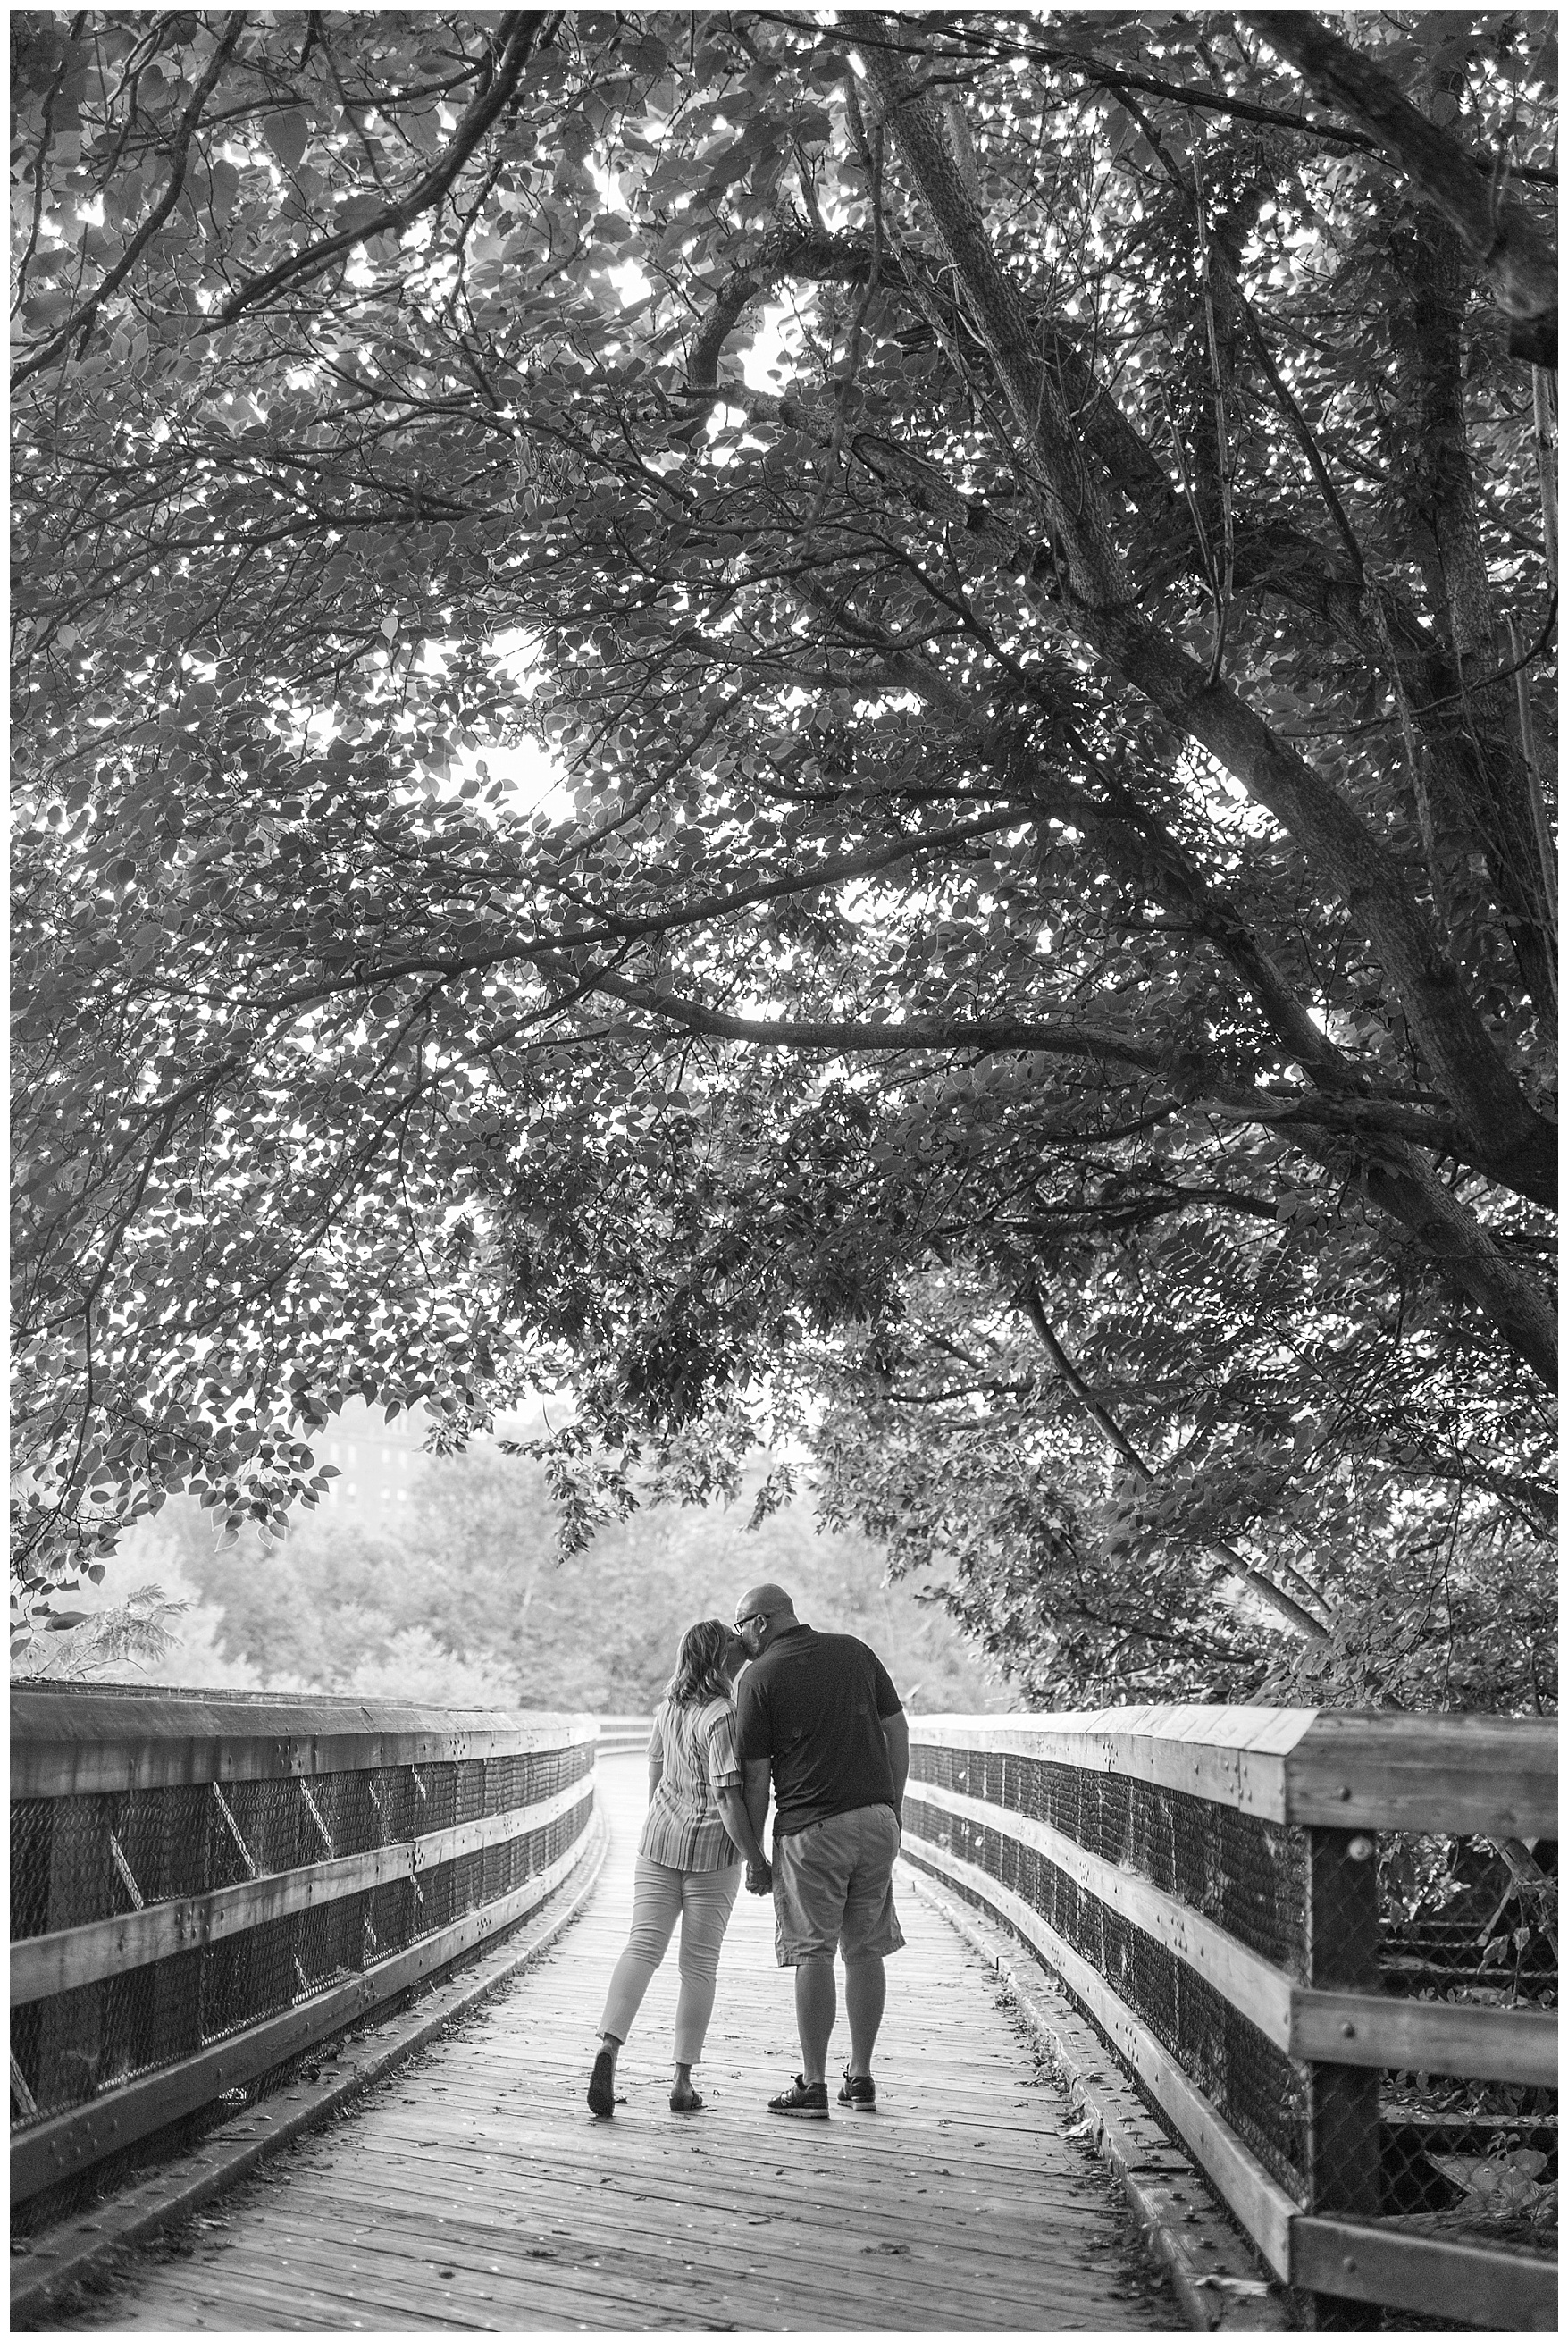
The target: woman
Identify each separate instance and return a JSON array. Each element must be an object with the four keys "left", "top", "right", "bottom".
[{"left": 587, "top": 1619, "right": 770, "bottom": 2115}]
